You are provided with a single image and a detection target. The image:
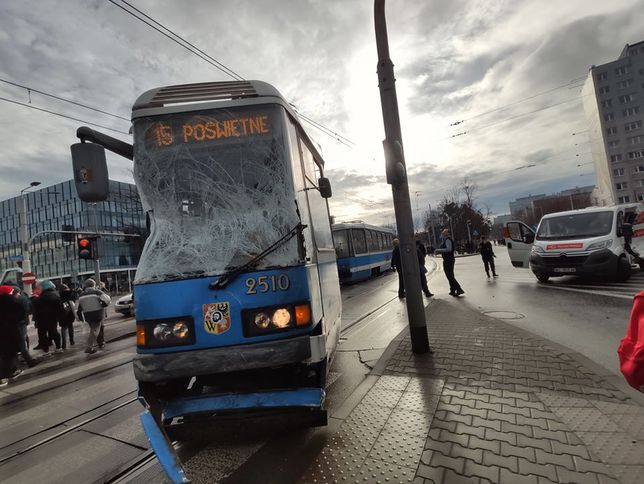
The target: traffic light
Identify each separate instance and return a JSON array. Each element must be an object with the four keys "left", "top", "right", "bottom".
[{"left": 77, "top": 236, "right": 97, "bottom": 260}]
